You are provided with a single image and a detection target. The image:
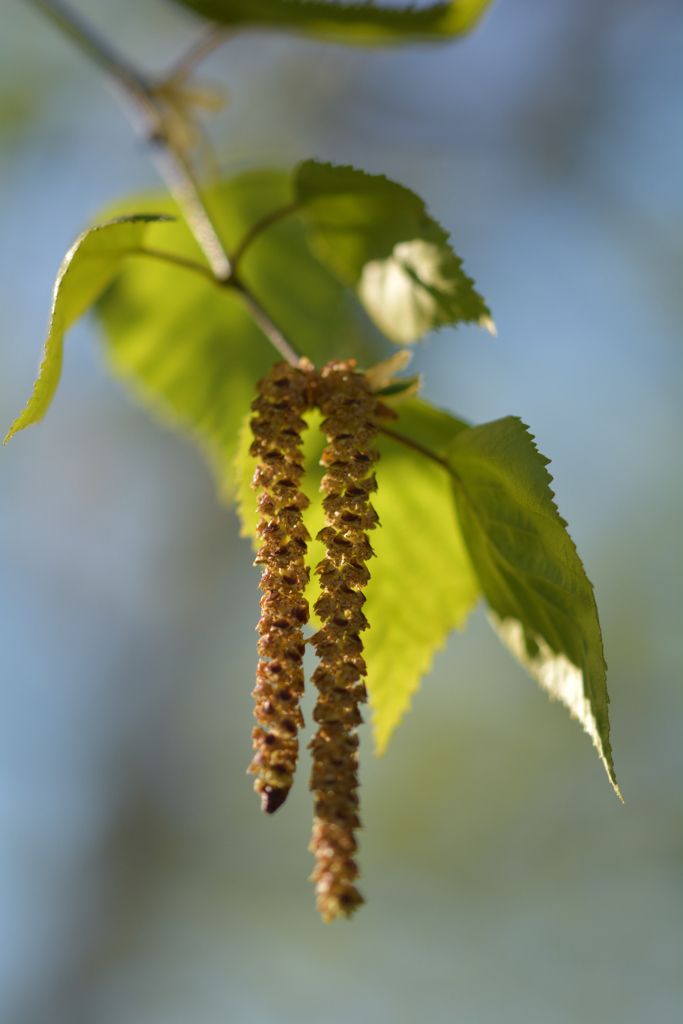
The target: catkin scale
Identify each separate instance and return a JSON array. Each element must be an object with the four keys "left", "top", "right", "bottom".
[
  {"left": 248, "top": 362, "right": 313, "bottom": 814},
  {"left": 308, "top": 361, "right": 396, "bottom": 922}
]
